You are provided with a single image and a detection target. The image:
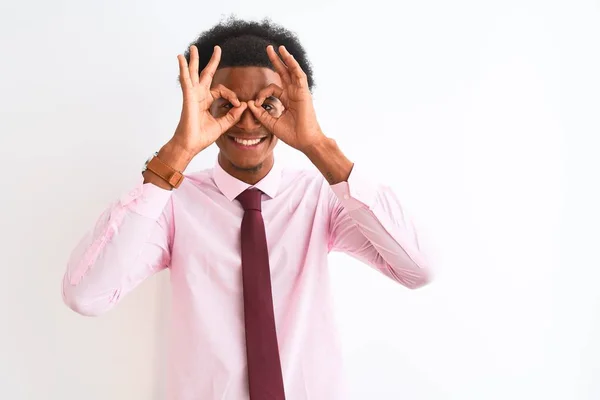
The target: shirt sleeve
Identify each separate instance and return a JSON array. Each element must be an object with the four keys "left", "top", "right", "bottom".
[
  {"left": 328, "top": 164, "right": 432, "bottom": 289},
  {"left": 62, "top": 174, "right": 174, "bottom": 316}
]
